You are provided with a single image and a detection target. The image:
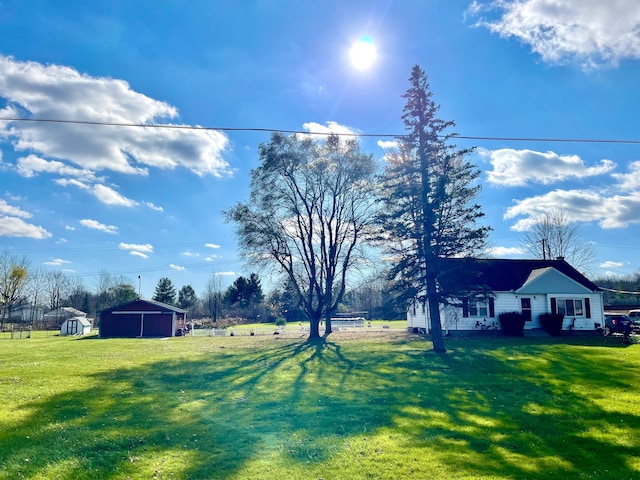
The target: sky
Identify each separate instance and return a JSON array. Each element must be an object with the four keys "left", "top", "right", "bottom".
[{"left": 1, "top": 0, "right": 640, "bottom": 299}]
